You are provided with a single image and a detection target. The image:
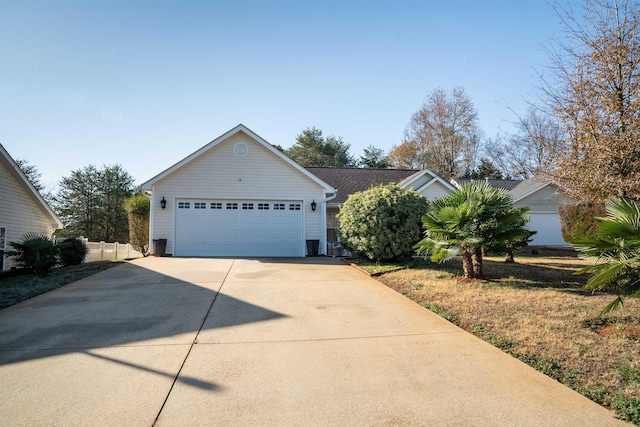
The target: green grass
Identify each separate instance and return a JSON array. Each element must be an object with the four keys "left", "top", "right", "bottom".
[{"left": 0, "top": 261, "right": 124, "bottom": 310}]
